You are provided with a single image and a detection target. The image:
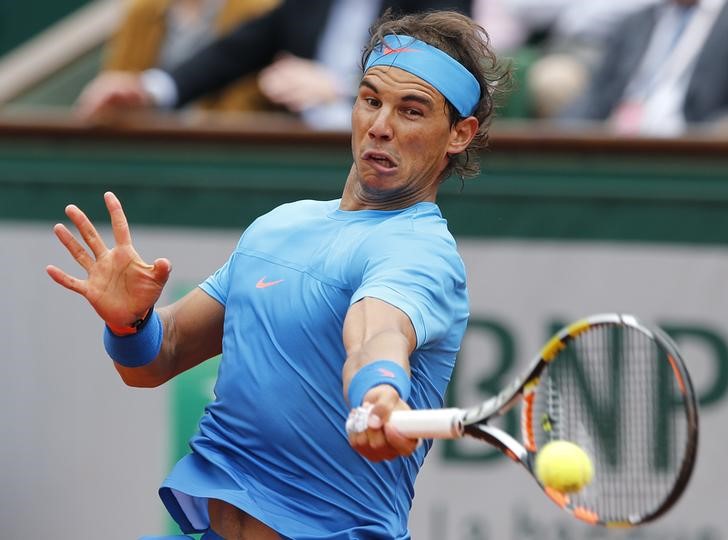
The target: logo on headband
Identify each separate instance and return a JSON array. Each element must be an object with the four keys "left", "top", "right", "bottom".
[{"left": 382, "top": 44, "right": 417, "bottom": 56}]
